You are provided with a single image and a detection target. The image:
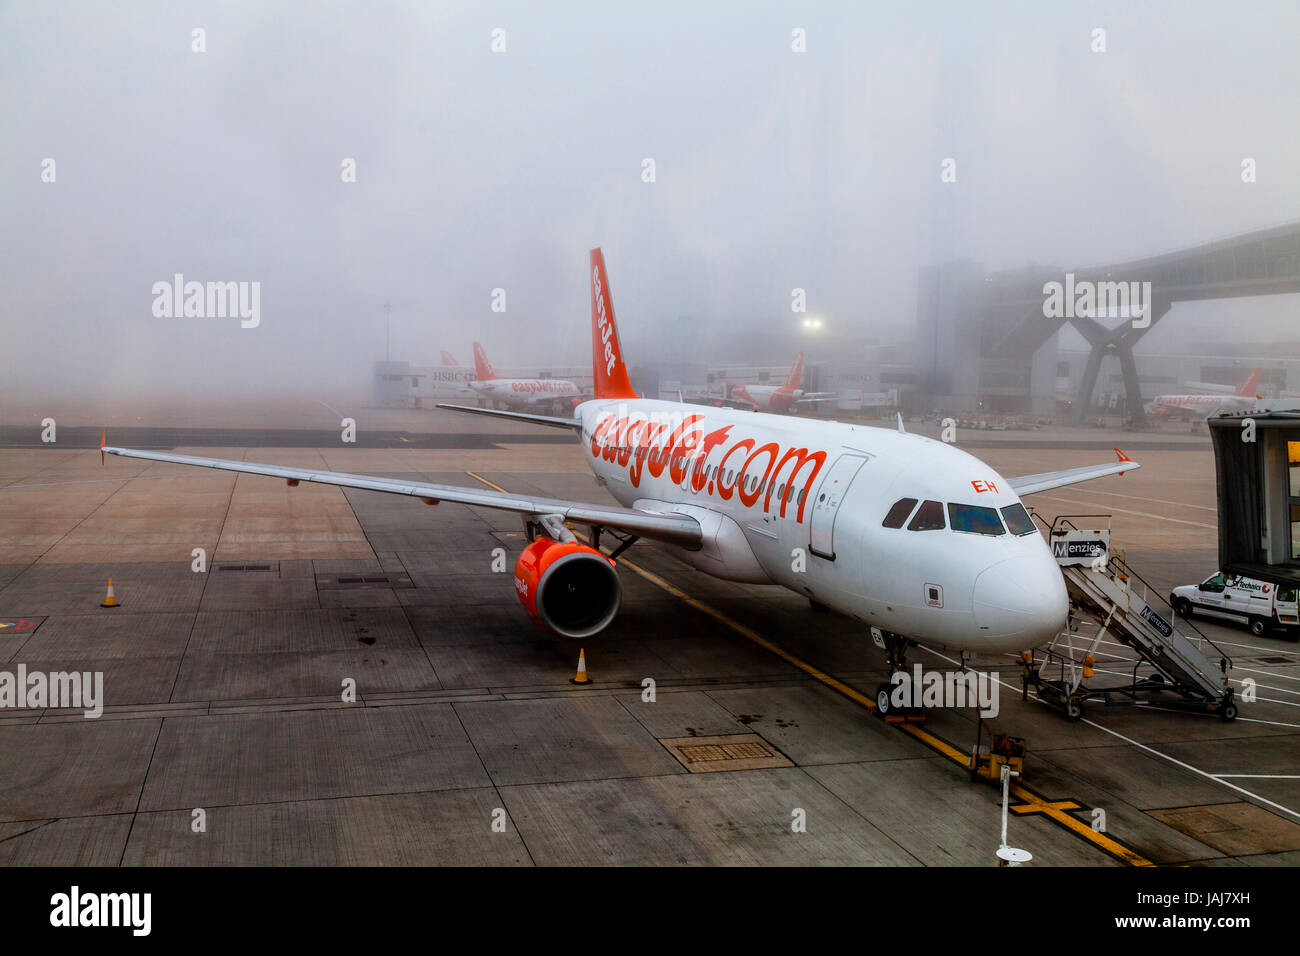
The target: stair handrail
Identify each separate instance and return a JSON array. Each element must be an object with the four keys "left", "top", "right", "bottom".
[{"left": 1107, "top": 552, "right": 1233, "bottom": 673}]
